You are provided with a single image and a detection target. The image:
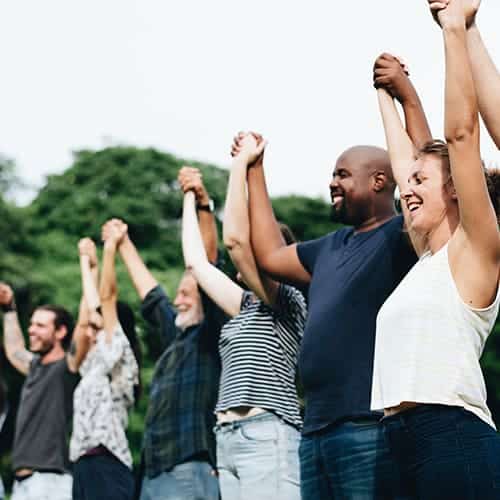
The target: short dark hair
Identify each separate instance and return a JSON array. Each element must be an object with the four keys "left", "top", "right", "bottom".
[{"left": 36, "top": 305, "right": 74, "bottom": 351}]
